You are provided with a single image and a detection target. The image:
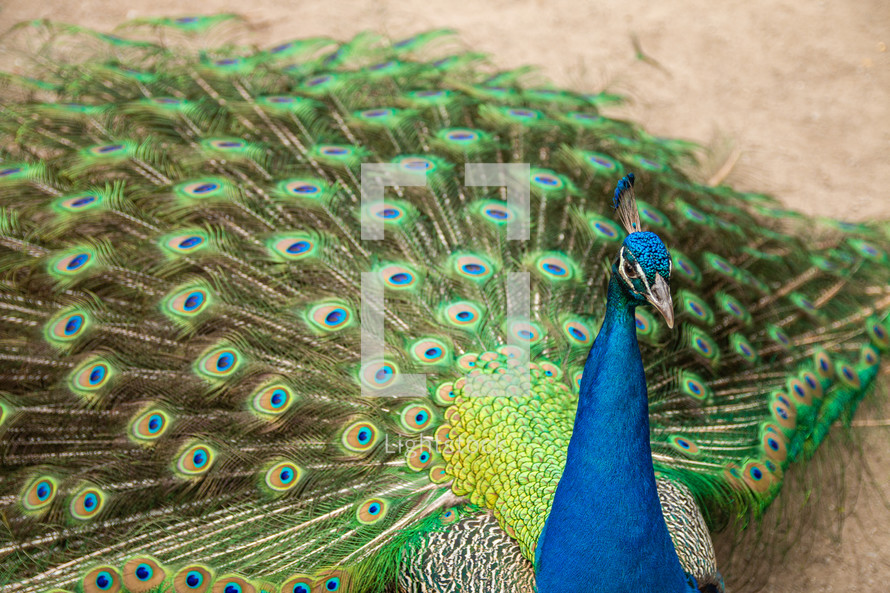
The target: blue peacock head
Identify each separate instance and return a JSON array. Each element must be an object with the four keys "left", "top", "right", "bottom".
[{"left": 612, "top": 174, "right": 674, "bottom": 327}]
